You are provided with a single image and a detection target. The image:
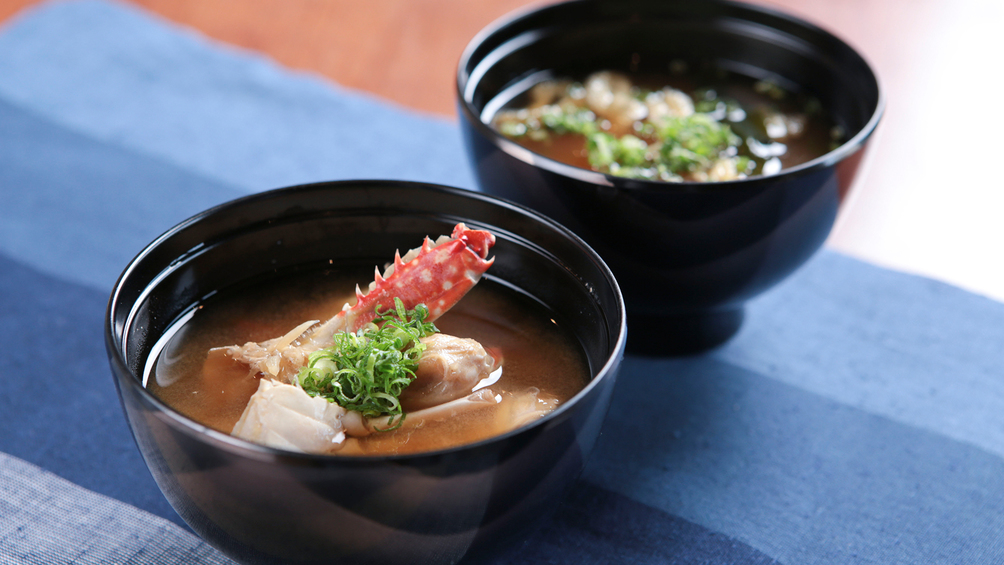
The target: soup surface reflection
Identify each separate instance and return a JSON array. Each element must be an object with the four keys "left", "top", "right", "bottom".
[{"left": 148, "top": 267, "right": 590, "bottom": 456}]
